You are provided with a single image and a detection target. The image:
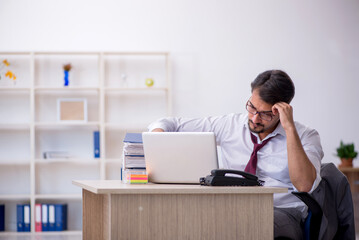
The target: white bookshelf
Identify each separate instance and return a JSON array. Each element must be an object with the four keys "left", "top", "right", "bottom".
[{"left": 0, "top": 51, "right": 171, "bottom": 236}]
